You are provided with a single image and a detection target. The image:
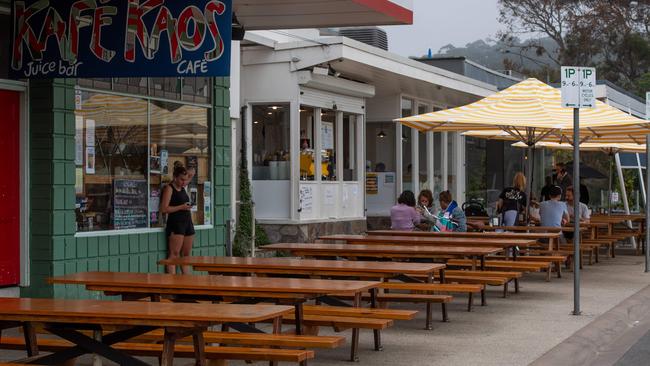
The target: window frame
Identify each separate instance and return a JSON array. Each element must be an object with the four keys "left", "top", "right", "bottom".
[{"left": 73, "top": 85, "right": 214, "bottom": 237}]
